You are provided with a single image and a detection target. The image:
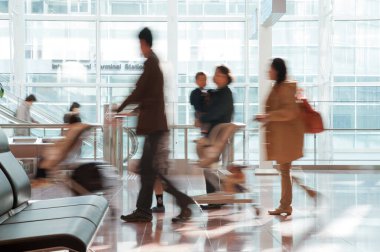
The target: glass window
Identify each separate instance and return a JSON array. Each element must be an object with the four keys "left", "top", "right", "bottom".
[
  {"left": 286, "top": 0, "right": 318, "bottom": 17},
  {"left": 333, "top": 105, "right": 355, "bottom": 129},
  {"left": 178, "top": 0, "right": 245, "bottom": 16},
  {"left": 100, "top": 22, "right": 167, "bottom": 84},
  {"left": 0, "top": 0, "right": 8, "bottom": 13},
  {"left": 0, "top": 20, "right": 10, "bottom": 85},
  {"left": 356, "top": 21, "right": 380, "bottom": 77},
  {"left": 178, "top": 22, "right": 245, "bottom": 85},
  {"left": 25, "top": 21, "right": 96, "bottom": 84},
  {"left": 333, "top": 87, "right": 355, "bottom": 102},
  {"left": 100, "top": 0, "right": 167, "bottom": 16},
  {"left": 357, "top": 87, "right": 380, "bottom": 102},
  {"left": 272, "top": 21, "right": 319, "bottom": 81},
  {"left": 334, "top": 0, "right": 356, "bottom": 17},
  {"left": 27, "top": 86, "right": 97, "bottom": 123},
  {"left": 26, "top": 0, "right": 96, "bottom": 15},
  {"left": 357, "top": 105, "right": 380, "bottom": 129},
  {"left": 357, "top": 0, "right": 380, "bottom": 18},
  {"left": 335, "top": 0, "right": 380, "bottom": 18}
]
